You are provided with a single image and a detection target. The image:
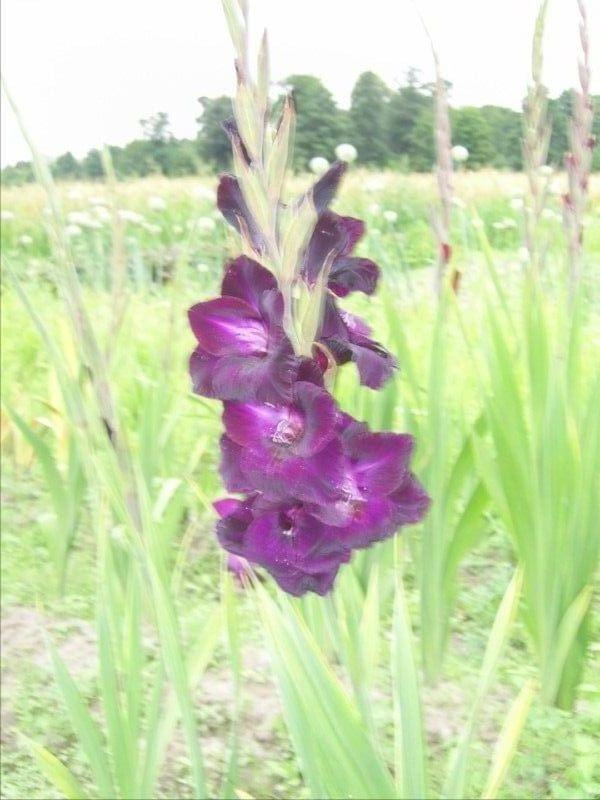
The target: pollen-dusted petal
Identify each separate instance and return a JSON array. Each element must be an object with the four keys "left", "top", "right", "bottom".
[
  {"left": 188, "top": 296, "right": 268, "bottom": 356},
  {"left": 344, "top": 431, "right": 414, "bottom": 494},
  {"left": 328, "top": 256, "right": 380, "bottom": 297},
  {"left": 221, "top": 256, "right": 277, "bottom": 310},
  {"left": 222, "top": 401, "right": 292, "bottom": 449}
]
